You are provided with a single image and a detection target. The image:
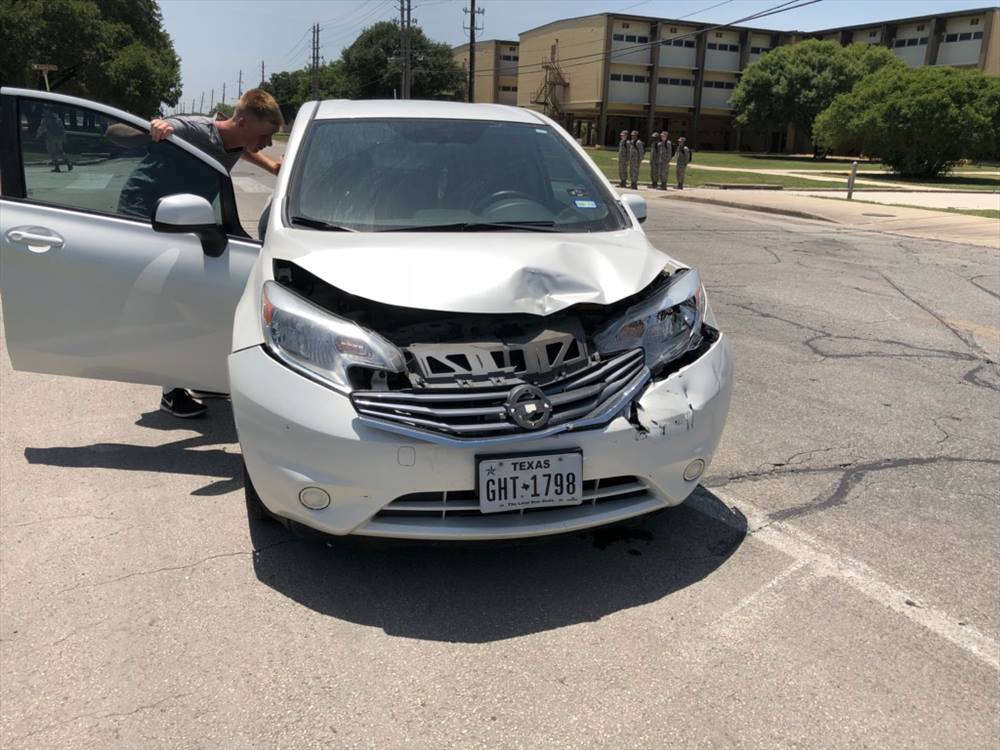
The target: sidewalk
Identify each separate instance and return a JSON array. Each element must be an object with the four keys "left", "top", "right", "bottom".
[{"left": 653, "top": 188, "right": 999, "bottom": 249}]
